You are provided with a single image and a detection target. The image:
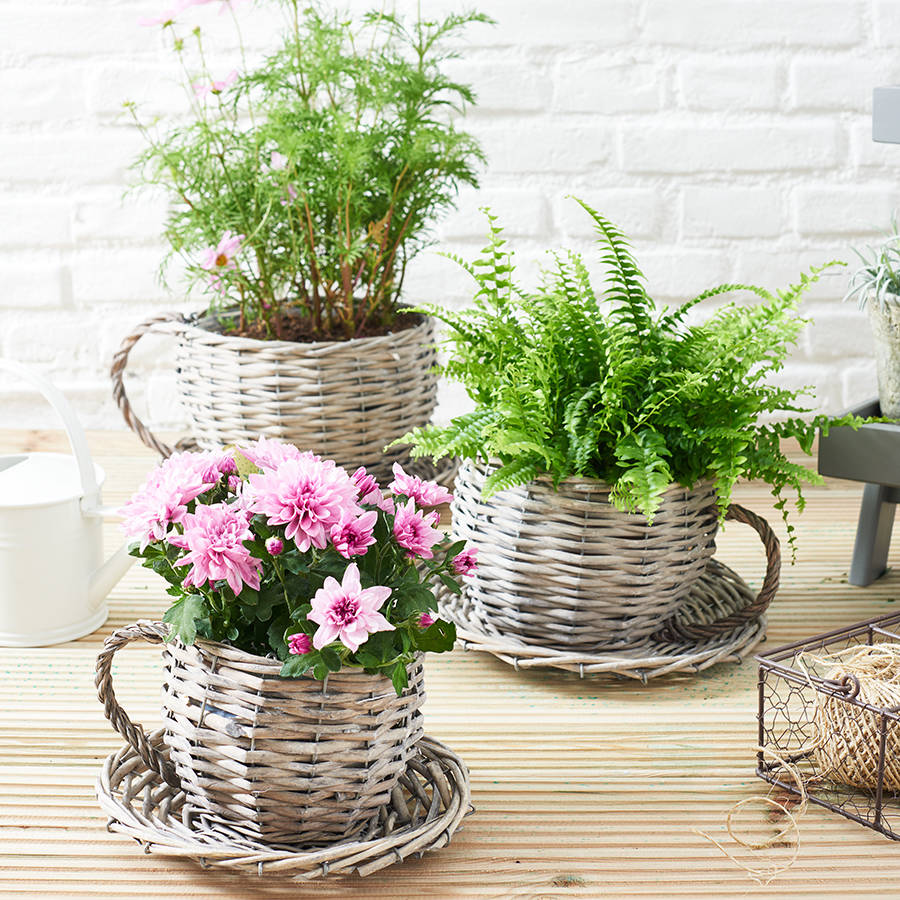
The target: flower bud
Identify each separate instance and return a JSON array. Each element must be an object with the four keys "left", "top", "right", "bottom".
[{"left": 266, "top": 536, "right": 284, "bottom": 556}]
